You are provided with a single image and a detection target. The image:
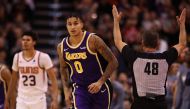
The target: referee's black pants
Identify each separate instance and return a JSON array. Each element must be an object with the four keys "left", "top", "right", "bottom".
[{"left": 131, "top": 96, "right": 167, "bottom": 109}]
